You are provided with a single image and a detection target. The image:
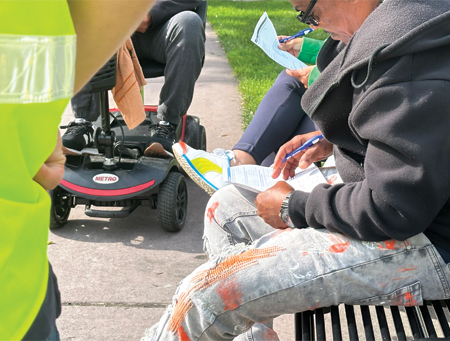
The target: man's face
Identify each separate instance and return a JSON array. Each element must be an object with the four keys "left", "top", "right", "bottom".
[{"left": 290, "top": 0, "right": 376, "bottom": 44}]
